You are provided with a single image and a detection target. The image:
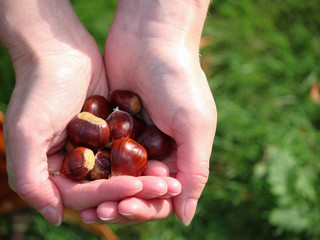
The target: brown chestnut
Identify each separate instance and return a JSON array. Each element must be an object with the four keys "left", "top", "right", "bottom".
[
  {"left": 136, "top": 125, "right": 173, "bottom": 160},
  {"left": 139, "top": 107, "right": 154, "bottom": 126},
  {"left": 67, "top": 112, "right": 110, "bottom": 151},
  {"left": 89, "top": 150, "right": 111, "bottom": 180},
  {"left": 60, "top": 147, "right": 95, "bottom": 181},
  {"left": 106, "top": 108, "right": 137, "bottom": 143},
  {"left": 82, "top": 95, "right": 113, "bottom": 119},
  {"left": 110, "top": 138, "right": 147, "bottom": 177},
  {"left": 133, "top": 116, "right": 146, "bottom": 136},
  {"left": 110, "top": 90, "right": 142, "bottom": 115}
]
